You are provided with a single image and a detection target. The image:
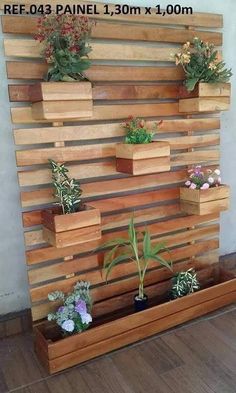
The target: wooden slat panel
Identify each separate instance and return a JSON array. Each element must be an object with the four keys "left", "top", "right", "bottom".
[
  {"left": 28, "top": 224, "right": 219, "bottom": 285},
  {"left": 0, "top": 2, "right": 223, "bottom": 28},
  {"left": 2, "top": 16, "right": 222, "bottom": 45},
  {"left": 4, "top": 39, "right": 176, "bottom": 61},
  {"left": 21, "top": 169, "right": 187, "bottom": 209},
  {"left": 14, "top": 118, "right": 220, "bottom": 146},
  {"left": 9, "top": 83, "right": 182, "bottom": 102},
  {"left": 6, "top": 62, "right": 184, "bottom": 81},
  {"left": 30, "top": 238, "right": 219, "bottom": 304},
  {"left": 11, "top": 103, "right": 180, "bottom": 124},
  {"left": 25, "top": 213, "right": 219, "bottom": 264},
  {"left": 16, "top": 139, "right": 219, "bottom": 167}
]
